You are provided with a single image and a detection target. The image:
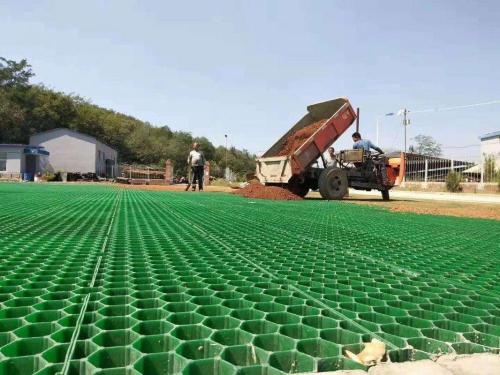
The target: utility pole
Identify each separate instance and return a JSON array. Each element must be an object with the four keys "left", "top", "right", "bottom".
[{"left": 402, "top": 108, "right": 410, "bottom": 153}]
